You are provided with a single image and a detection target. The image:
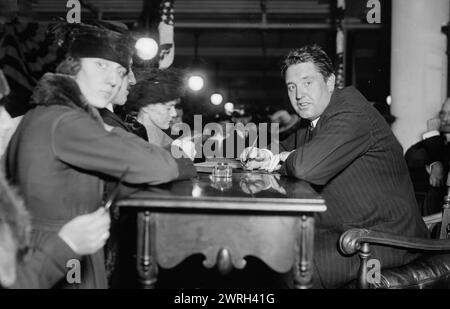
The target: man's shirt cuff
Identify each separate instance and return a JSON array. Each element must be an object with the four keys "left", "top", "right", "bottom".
[{"left": 423, "top": 130, "right": 440, "bottom": 140}]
